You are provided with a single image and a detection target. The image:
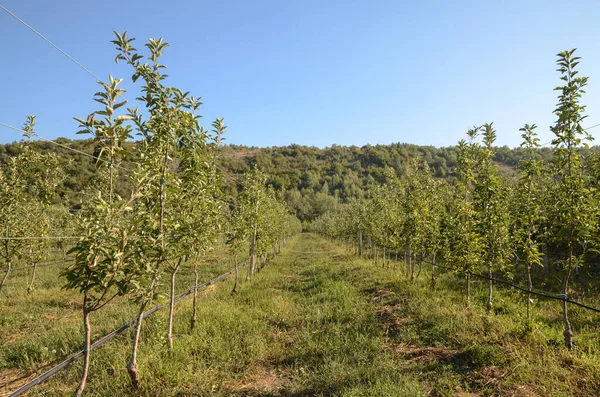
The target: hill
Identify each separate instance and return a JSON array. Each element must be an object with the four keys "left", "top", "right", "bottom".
[{"left": 0, "top": 138, "right": 560, "bottom": 221}]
